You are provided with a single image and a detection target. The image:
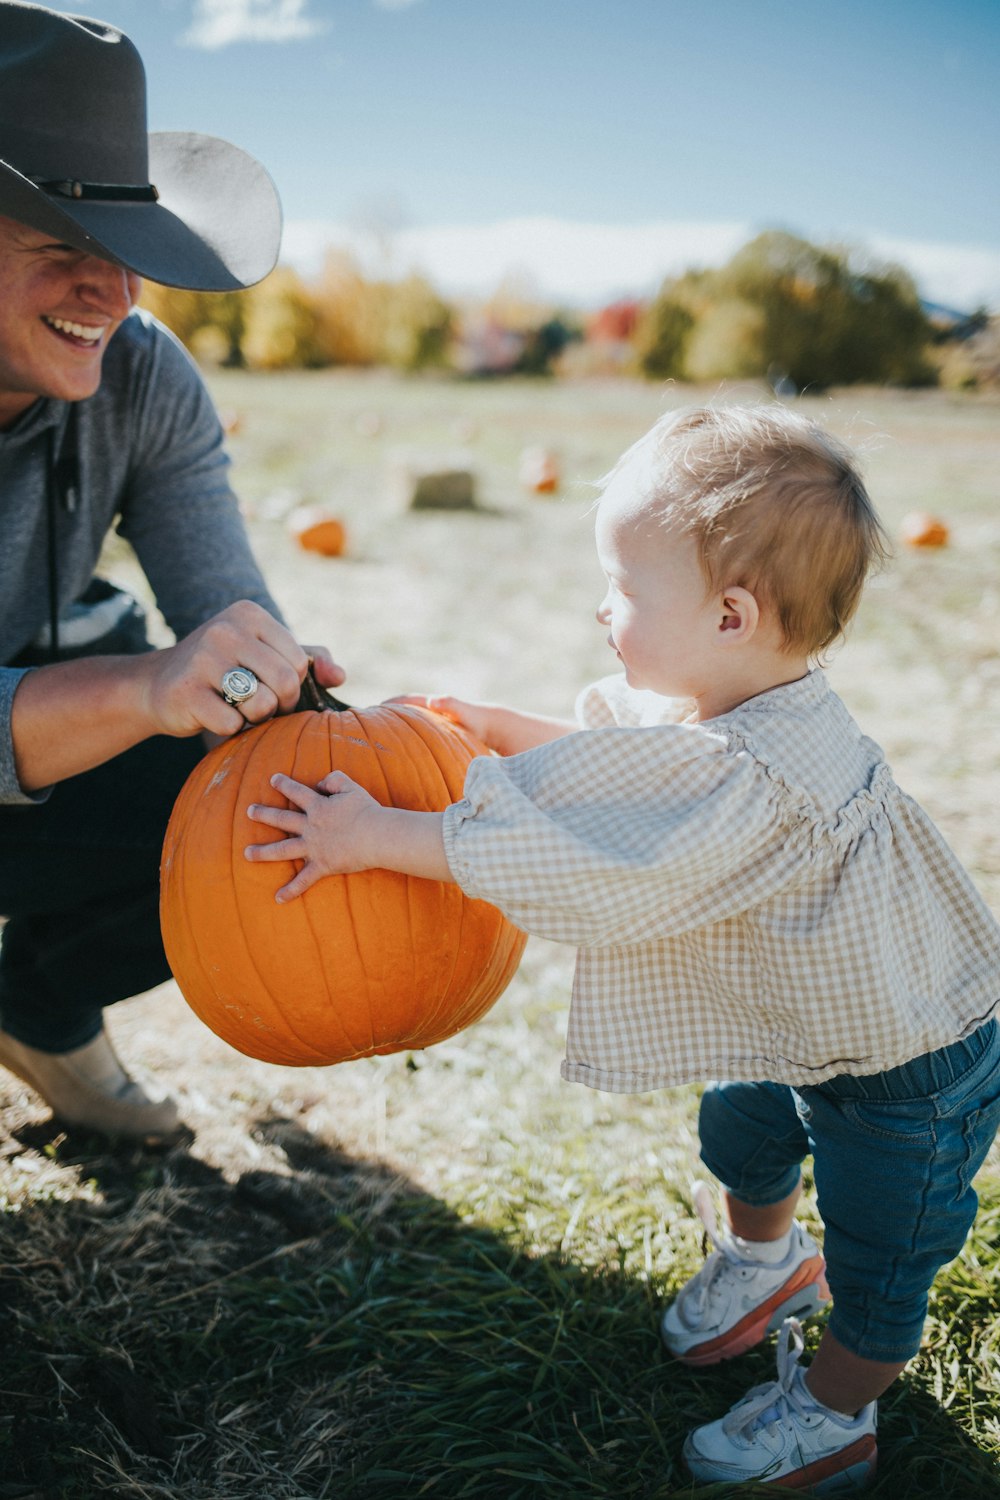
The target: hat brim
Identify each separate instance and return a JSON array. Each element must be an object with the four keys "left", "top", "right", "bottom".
[{"left": 0, "top": 131, "right": 282, "bottom": 291}]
